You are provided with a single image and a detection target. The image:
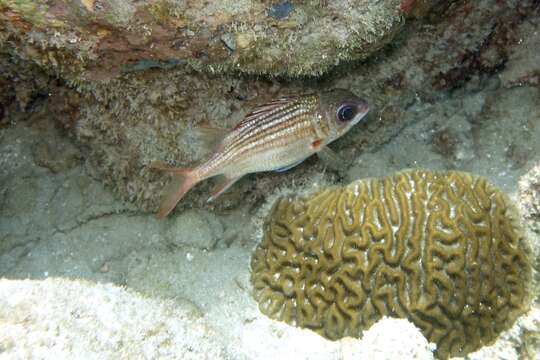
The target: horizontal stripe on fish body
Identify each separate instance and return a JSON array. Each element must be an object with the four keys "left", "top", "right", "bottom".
[
  {"left": 197, "top": 117, "right": 318, "bottom": 178},
  {"left": 232, "top": 95, "right": 318, "bottom": 134},
  {"left": 231, "top": 104, "right": 331, "bottom": 155},
  {"left": 230, "top": 114, "right": 316, "bottom": 153},
  {"left": 196, "top": 100, "right": 327, "bottom": 177},
  {"left": 220, "top": 137, "right": 316, "bottom": 176},
  {"left": 227, "top": 96, "right": 319, "bottom": 149}
]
